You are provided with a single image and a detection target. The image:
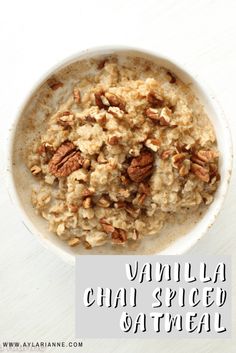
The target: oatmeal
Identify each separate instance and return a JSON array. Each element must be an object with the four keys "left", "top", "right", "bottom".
[{"left": 26, "top": 55, "right": 220, "bottom": 249}]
